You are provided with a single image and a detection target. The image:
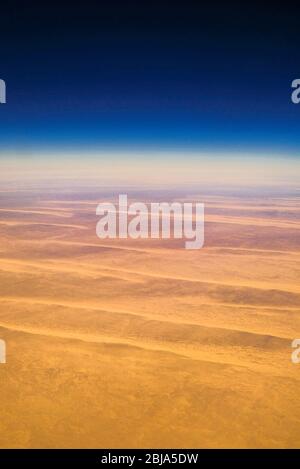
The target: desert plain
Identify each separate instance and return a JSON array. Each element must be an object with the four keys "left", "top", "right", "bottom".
[{"left": 0, "top": 182, "right": 300, "bottom": 448}]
